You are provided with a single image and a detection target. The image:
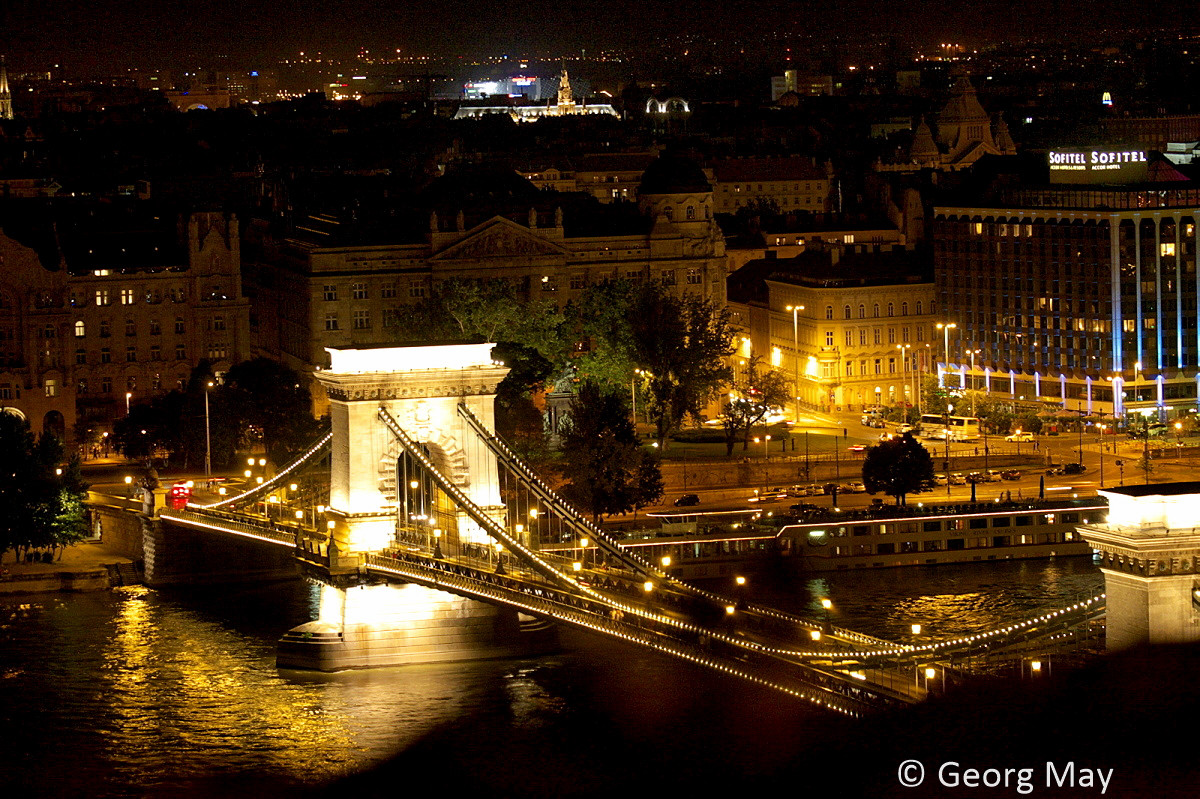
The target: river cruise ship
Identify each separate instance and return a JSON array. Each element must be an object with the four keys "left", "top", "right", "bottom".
[{"left": 620, "top": 499, "right": 1104, "bottom": 578}]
